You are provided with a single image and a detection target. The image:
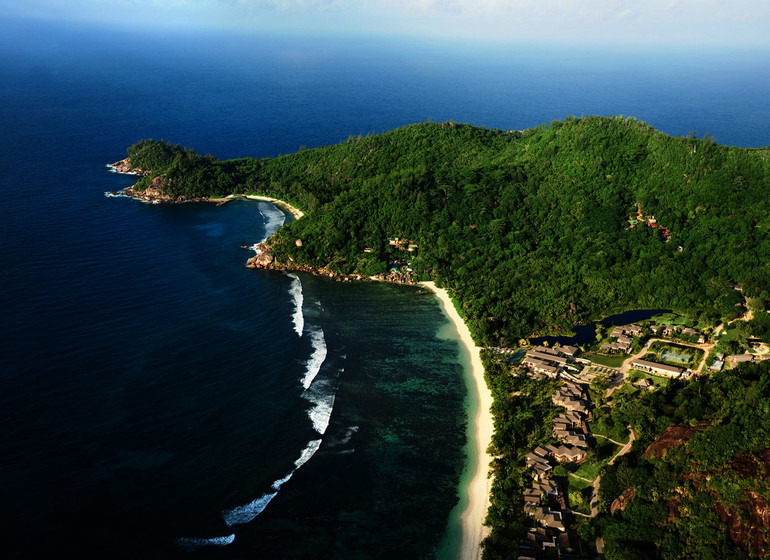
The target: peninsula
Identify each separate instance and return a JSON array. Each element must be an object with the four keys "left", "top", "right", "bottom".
[{"left": 115, "top": 116, "right": 770, "bottom": 559}]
